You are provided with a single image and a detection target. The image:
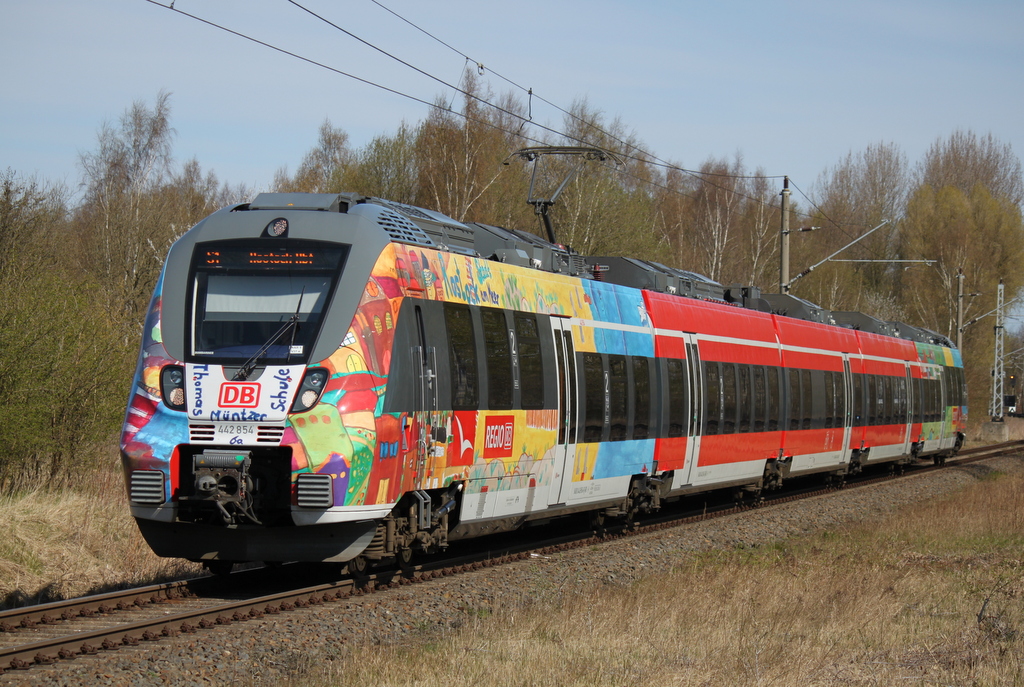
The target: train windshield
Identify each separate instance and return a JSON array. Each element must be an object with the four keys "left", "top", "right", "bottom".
[{"left": 188, "top": 239, "right": 348, "bottom": 364}]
